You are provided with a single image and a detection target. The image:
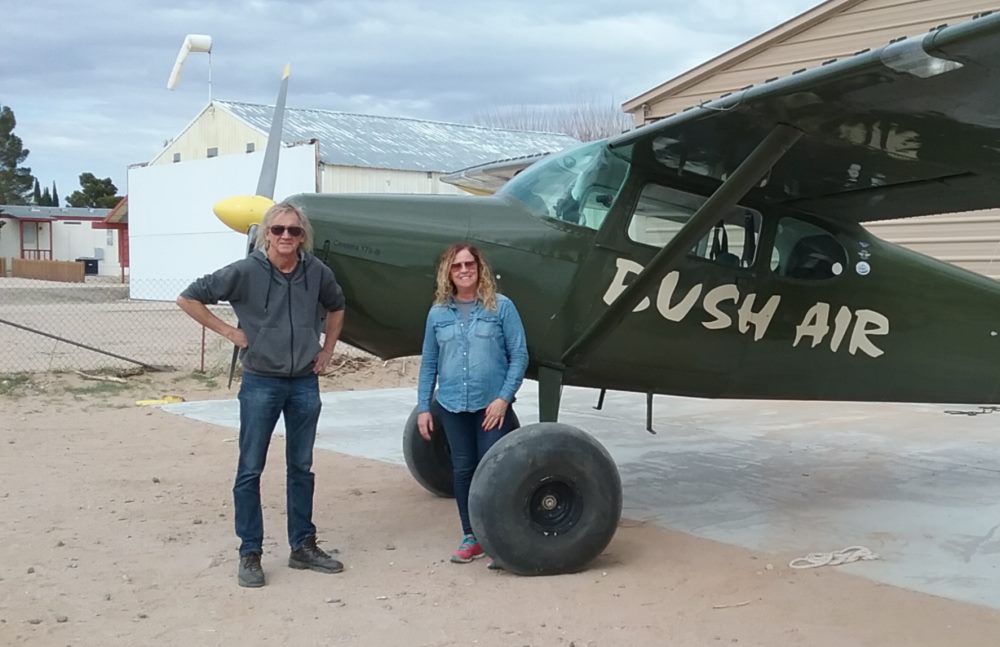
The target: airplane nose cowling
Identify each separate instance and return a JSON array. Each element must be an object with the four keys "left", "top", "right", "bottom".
[{"left": 212, "top": 195, "right": 276, "bottom": 234}]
